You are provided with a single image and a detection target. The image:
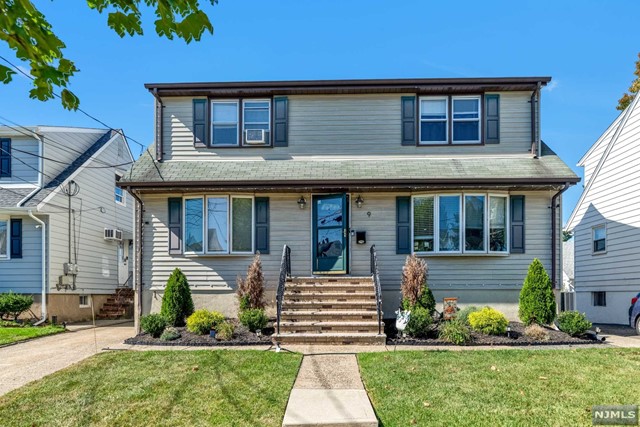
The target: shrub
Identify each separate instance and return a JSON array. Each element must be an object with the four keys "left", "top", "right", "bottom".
[
  {"left": 161, "top": 269, "right": 195, "bottom": 327},
  {"left": 237, "top": 254, "right": 265, "bottom": 310},
  {"left": 439, "top": 320, "right": 472, "bottom": 345},
  {"left": 216, "top": 321, "right": 235, "bottom": 340},
  {"left": 404, "top": 307, "right": 433, "bottom": 338},
  {"left": 400, "top": 255, "right": 427, "bottom": 307},
  {"left": 140, "top": 314, "right": 167, "bottom": 338},
  {"left": 469, "top": 307, "right": 509, "bottom": 335},
  {"left": 519, "top": 259, "right": 556, "bottom": 325},
  {"left": 239, "top": 308, "right": 268, "bottom": 332},
  {"left": 186, "top": 309, "right": 225, "bottom": 335},
  {"left": 524, "top": 324, "right": 550, "bottom": 341},
  {"left": 0, "top": 292, "right": 34, "bottom": 320},
  {"left": 456, "top": 306, "right": 480, "bottom": 325},
  {"left": 557, "top": 311, "right": 592, "bottom": 337},
  {"left": 160, "top": 327, "right": 181, "bottom": 341}
]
